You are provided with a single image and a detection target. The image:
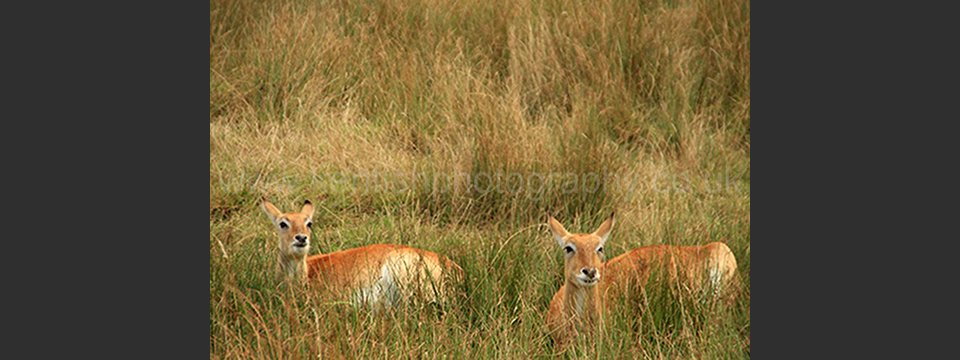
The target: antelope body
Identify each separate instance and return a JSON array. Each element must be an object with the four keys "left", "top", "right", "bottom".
[
  {"left": 544, "top": 214, "right": 738, "bottom": 346},
  {"left": 603, "top": 242, "right": 738, "bottom": 301},
  {"left": 261, "top": 199, "right": 462, "bottom": 307}
]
